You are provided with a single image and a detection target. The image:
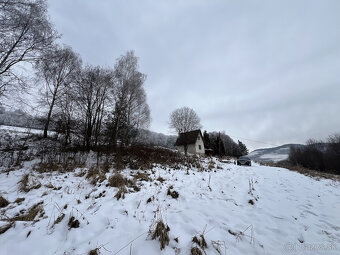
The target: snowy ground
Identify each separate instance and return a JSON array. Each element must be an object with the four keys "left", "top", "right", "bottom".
[{"left": 1, "top": 156, "right": 340, "bottom": 255}]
